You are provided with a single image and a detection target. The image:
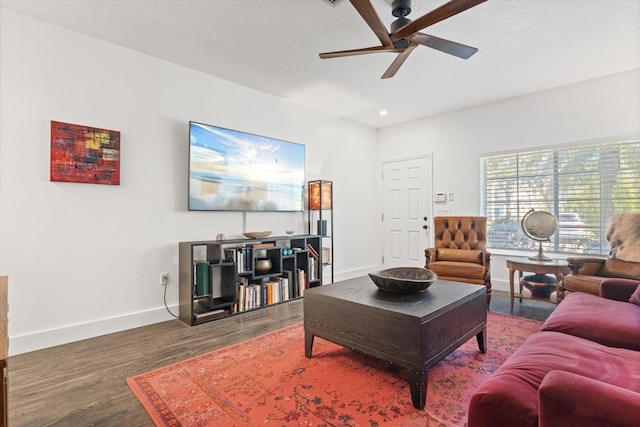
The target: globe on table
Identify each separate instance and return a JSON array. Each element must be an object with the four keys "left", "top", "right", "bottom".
[{"left": 521, "top": 209, "right": 558, "bottom": 261}]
